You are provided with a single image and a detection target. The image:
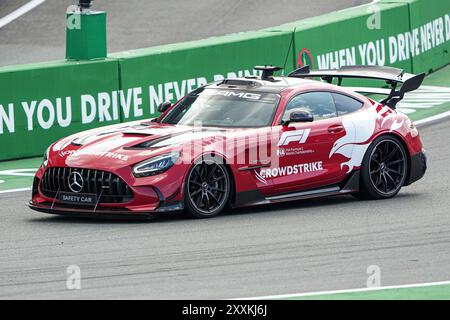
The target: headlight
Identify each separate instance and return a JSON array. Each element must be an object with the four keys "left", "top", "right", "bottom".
[
  {"left": 133, "top": 152, "right": 180, "bottom": 178},
  {"left": 42, "top": 147, "right": 50, "bottom": 169}
]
